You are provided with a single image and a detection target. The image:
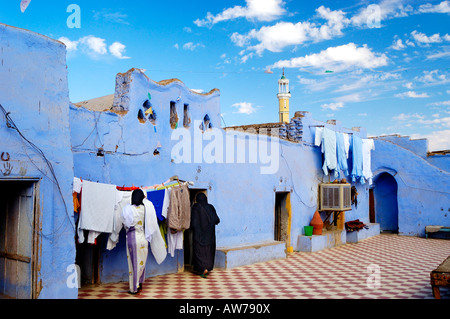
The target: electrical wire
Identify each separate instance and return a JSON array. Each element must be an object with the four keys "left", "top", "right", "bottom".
[{"left": 0, "top": 104, "right": 75, "bottom": 239}]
